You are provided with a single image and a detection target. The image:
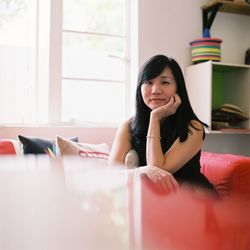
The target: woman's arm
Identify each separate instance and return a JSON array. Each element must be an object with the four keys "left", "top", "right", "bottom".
[
  {"left": 146, "top": 93, "right": 203, "bottom": 173},
  {"left": 108, "top": 119, "right": 132, "bottom": 166},
  {"left": 147, "top": 119, "right": 204, "bottom": 173},
  {"left": 146, "top": 94, "right": 180, "bottom": 169}
]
